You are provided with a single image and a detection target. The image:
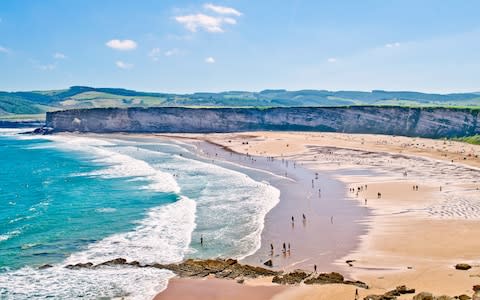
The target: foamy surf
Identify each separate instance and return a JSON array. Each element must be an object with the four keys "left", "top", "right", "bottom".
[
  {"left": 0, "top": 133, "right": 282, "bottom": 299},
  {"left": 0, "top": 196, "right": 196, "bottom": 300},
  {"left": 0, "top": 265, "right": 174, "bottom": 300},
  {"left": 34, "top": 135, "right": 181, "bottom": 194},
  {"left": 65, "top": 196, "right": 197, "bottom": 265}
]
